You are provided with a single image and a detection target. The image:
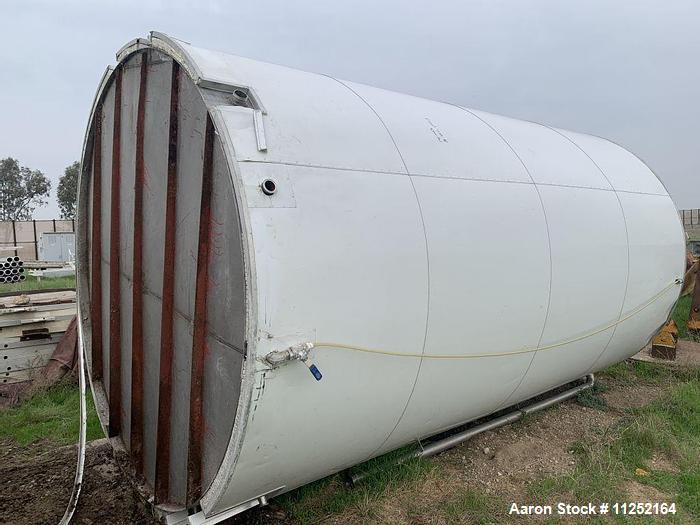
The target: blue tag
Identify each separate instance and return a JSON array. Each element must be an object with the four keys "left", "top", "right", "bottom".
[{"left": 308, "top": 363, "right": 323, "bottom": 381}]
